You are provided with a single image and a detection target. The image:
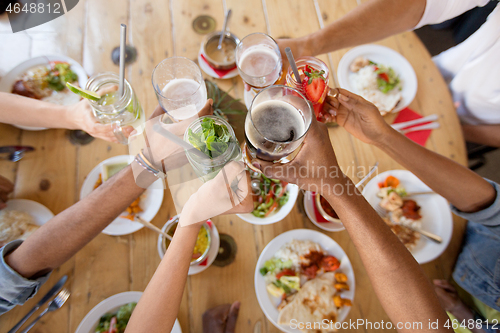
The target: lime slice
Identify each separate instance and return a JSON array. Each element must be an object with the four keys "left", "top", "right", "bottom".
[{"left": 66, "top": 82, "right": 101, "bottom": 101}]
